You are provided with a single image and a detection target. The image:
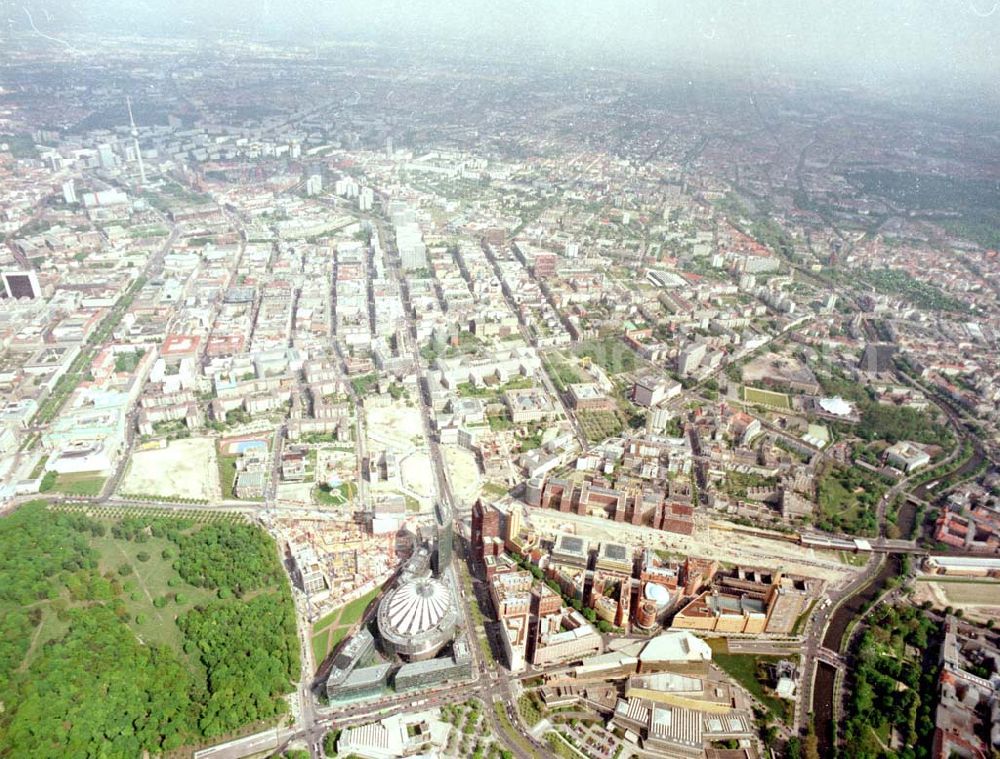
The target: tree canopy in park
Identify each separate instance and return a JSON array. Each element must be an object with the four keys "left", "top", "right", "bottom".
[
  {"left": 175, "top": 523, "right": 284, "bottom": 595},
  {"left": 180, "top": 594, "right": 301, "bottom": 736},
  {"left": 4, "top": 606, "right": 194, "bottom": 756},
  {"left": 0, "top": 503, "right": 298, "bottom": 758}
]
